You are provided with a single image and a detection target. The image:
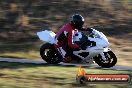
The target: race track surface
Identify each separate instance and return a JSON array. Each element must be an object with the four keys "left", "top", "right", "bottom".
[{"left": 0, "top": 57, "right": 132, "bottom": 71}]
